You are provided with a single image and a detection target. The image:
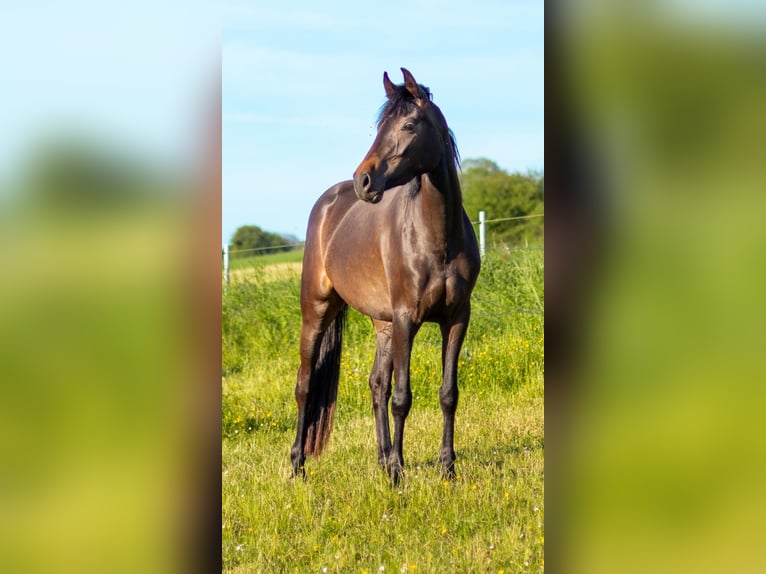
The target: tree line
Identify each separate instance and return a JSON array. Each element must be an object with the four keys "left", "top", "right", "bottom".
[
  {"left": 228, "top": 226, "right": 299, "bottom": 259},
  {"left": 229, "top": 158, "right": 543, "bottom": 256},
  {"left": 460, "top": 159, "right": 543, "bottom": 246}
]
